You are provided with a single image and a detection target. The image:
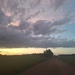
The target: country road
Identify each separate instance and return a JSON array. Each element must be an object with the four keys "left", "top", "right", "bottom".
[{"left": 18, "top": 57, "right": 75, "bottom": 75}]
